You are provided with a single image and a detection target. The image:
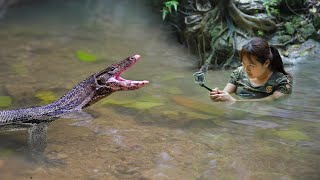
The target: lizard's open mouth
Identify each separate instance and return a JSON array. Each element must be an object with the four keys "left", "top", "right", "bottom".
[{"left": 110, "top": 54, "right": 149, "bottom": 90}]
